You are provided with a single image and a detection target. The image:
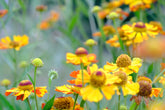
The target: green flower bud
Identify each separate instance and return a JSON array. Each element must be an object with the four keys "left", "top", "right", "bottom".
[
  {"left": 107, "top": 12, "right": 119, "bottom": 20},
  {"left": 92, "top": 6, "right": 101, "bottom": 13},
  {"left": 120, "top": 105, "right": 127, "bottom": 110},
  {"left": 1, "top": 79, "right": 11, "bottom": 86},
  {"left": 19, "top": 61, "right": 28, "bottom": 68},
  {"left": 31, "top": 58, "right": 44, "bottom": 67},
  {"left": 48, "top": 69, "right": 58, "bottom": 80}
]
